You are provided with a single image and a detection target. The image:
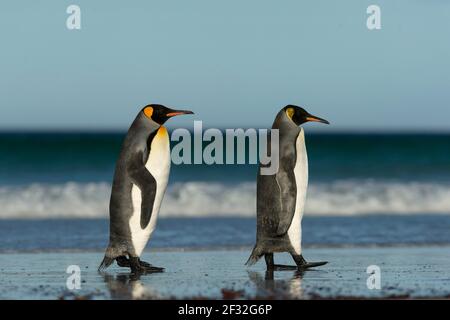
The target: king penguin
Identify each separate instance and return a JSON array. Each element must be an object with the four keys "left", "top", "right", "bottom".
[
  {"left": 99, "top": 104, "right": 193, "bottom": 273},
  {"left": 246, "top": 105, "right": 329, "bottom": 271}
]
